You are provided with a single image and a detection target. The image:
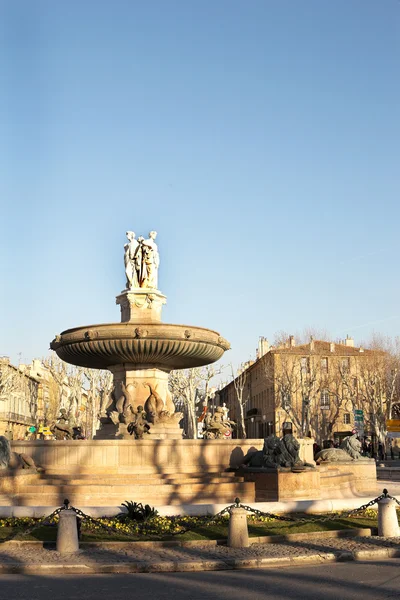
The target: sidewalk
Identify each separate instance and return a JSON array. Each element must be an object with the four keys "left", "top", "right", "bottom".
[{"left": 1, "top": 530, "right": 400, "bottom": 574}]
